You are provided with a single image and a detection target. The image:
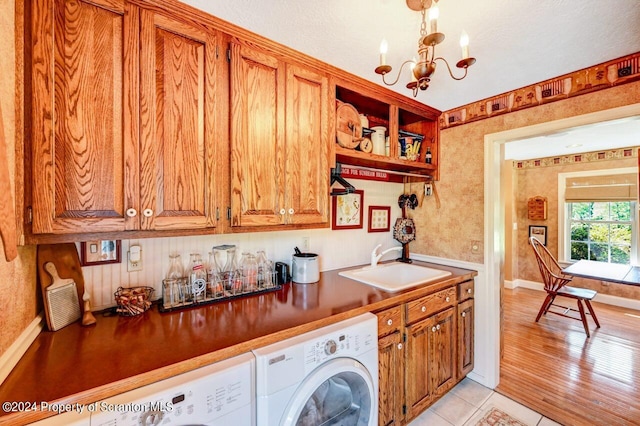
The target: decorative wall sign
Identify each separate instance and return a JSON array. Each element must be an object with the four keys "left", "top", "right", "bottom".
[
  {"left": 527, "top": 197, "right": 547, "bottom": 221},
  {"left": 80, "top": 240, "right": 121, "bottom": 266},
  {"left": 332, "top": 190, "right": 364, "bottom": 230},
  {"left": 368, "top": 206, "right": 391, "bottom": 232},
  {"left": 441, "top": 52, "right": 640, "bottom": 130}
]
